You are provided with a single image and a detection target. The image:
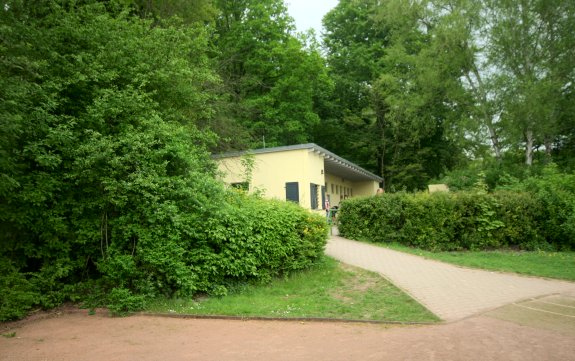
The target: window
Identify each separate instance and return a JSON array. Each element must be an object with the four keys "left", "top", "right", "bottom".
[{"left": 285, "top": 182, "right": 299, "bottom": 203}]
